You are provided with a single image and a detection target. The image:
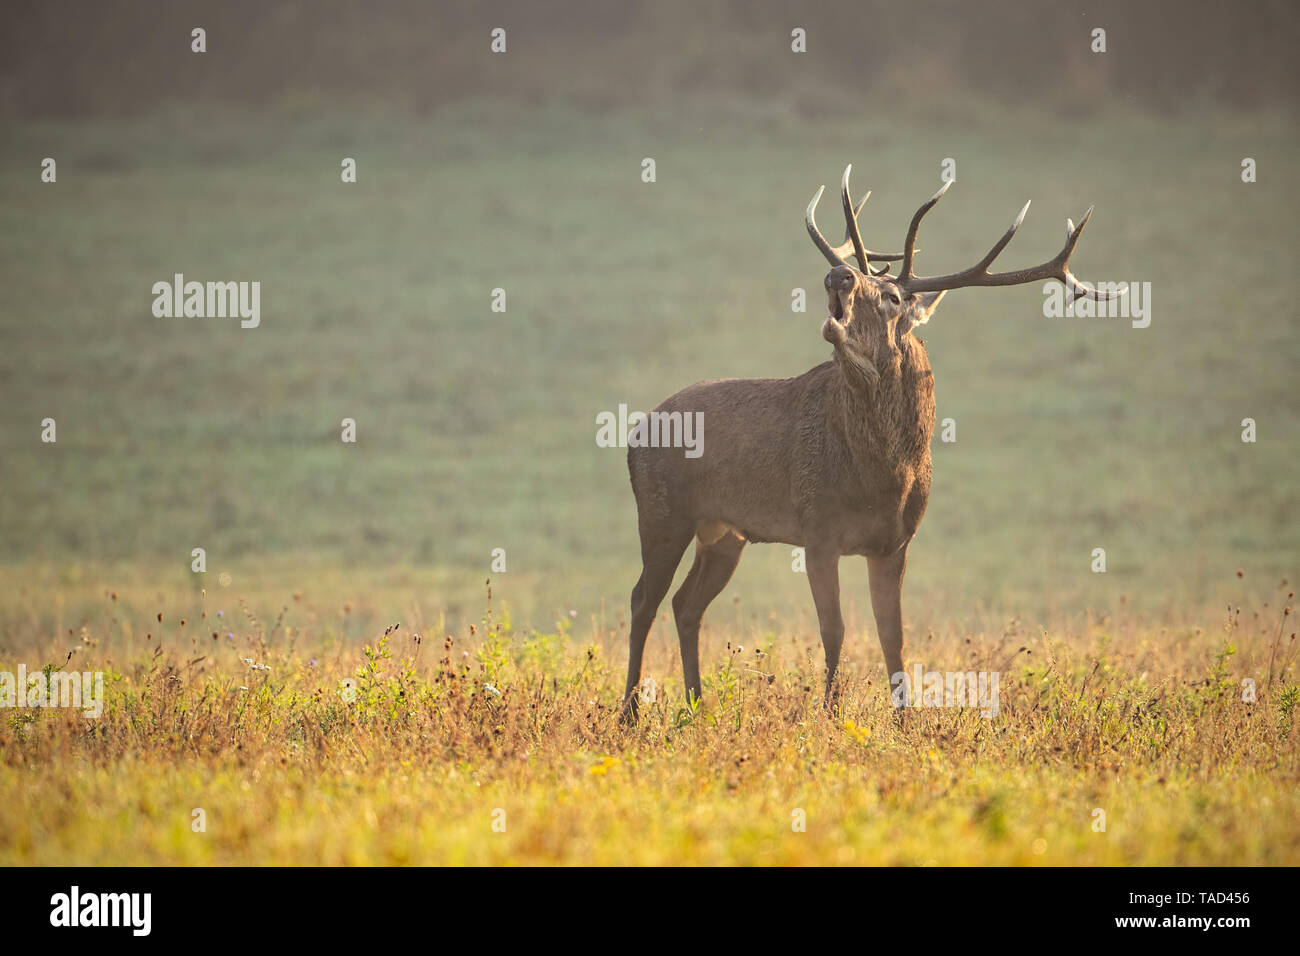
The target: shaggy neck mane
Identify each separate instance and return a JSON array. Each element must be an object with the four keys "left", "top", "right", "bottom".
[{"left": 829, "top": 331, "right": 934, "bottom": 479}]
